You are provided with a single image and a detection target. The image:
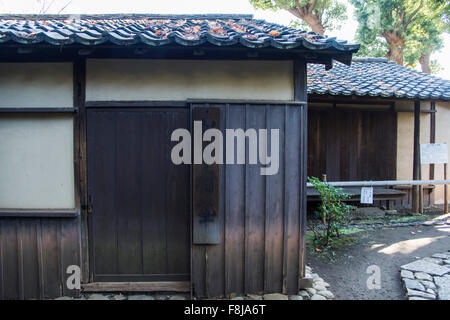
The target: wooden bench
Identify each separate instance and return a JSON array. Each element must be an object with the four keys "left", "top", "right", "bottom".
[{"left": 307, "top": 187, "right": 407, "bottom": 209}]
